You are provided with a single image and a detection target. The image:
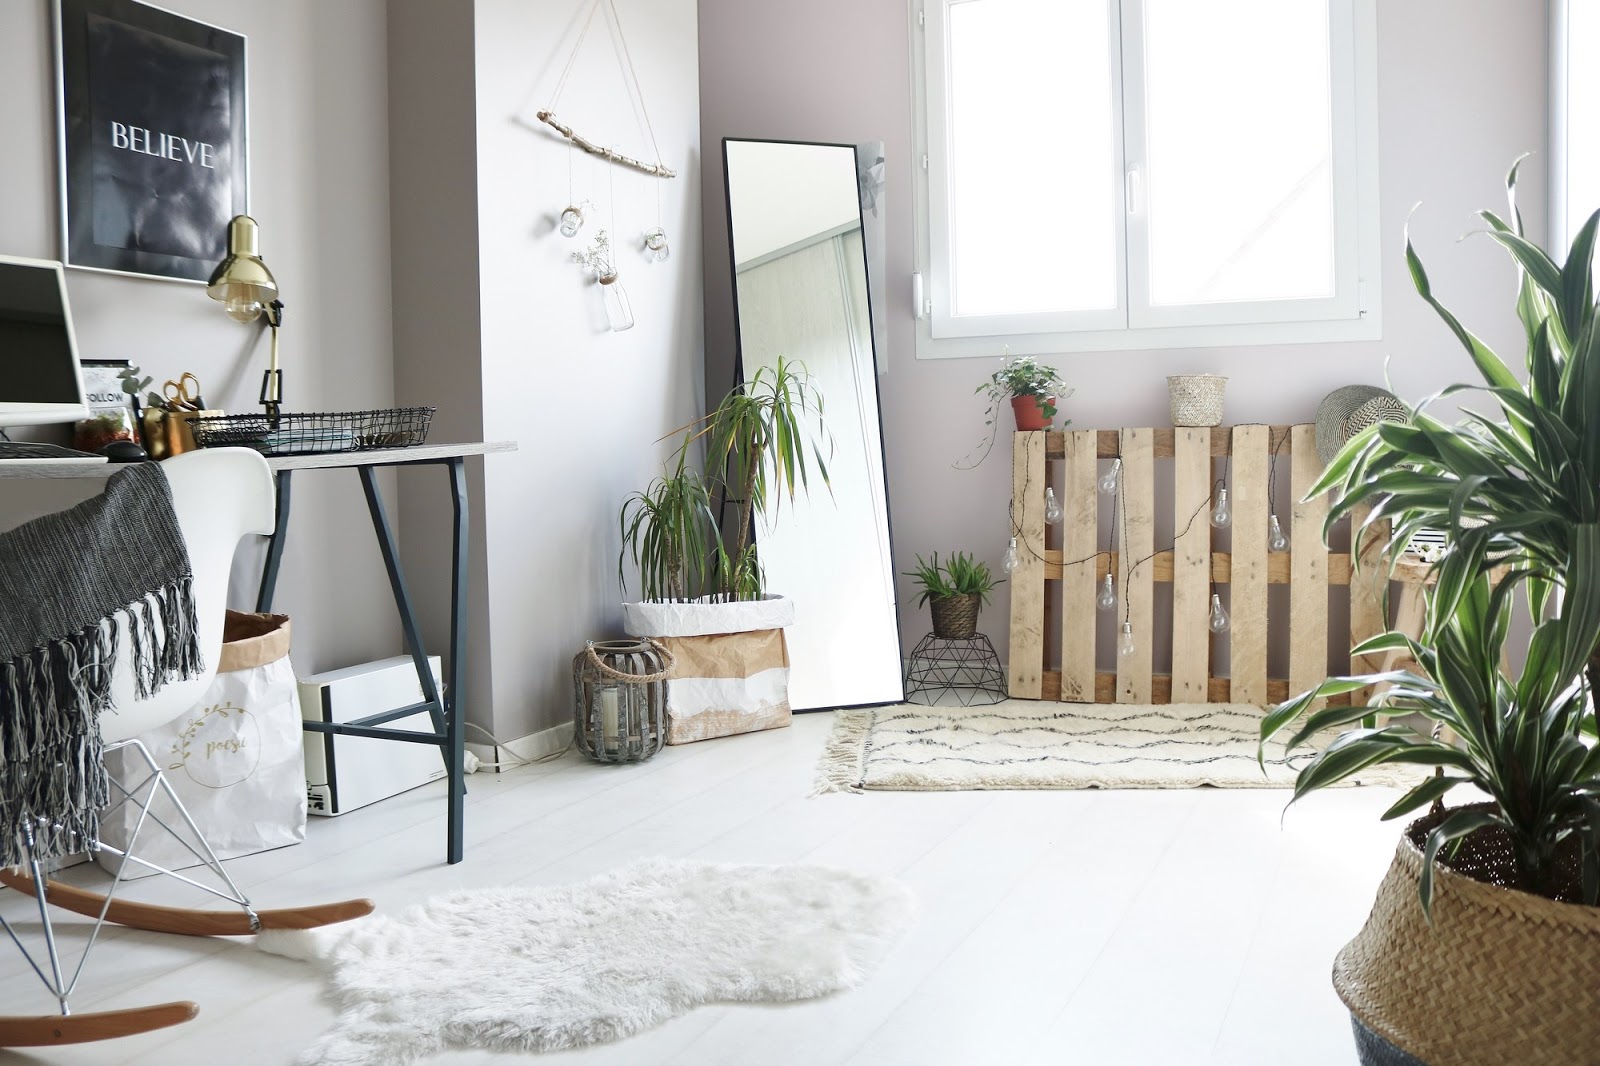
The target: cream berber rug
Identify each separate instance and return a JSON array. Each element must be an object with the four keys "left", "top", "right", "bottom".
[
  {"left": 259, "top": 859, "right": 913, "bottom": 1064},
  {"left": 815, "top": 700, "right": 1416, "bottom": 793}
]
